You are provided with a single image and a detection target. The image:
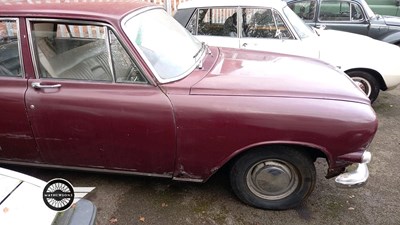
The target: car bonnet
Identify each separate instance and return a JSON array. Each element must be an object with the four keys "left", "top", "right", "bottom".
[
  {"left": 382, "top": 15, "right": 400, "bottom": 26},
  {"left": 190, "top": 48, "right": 370, "bottom": 104}
]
